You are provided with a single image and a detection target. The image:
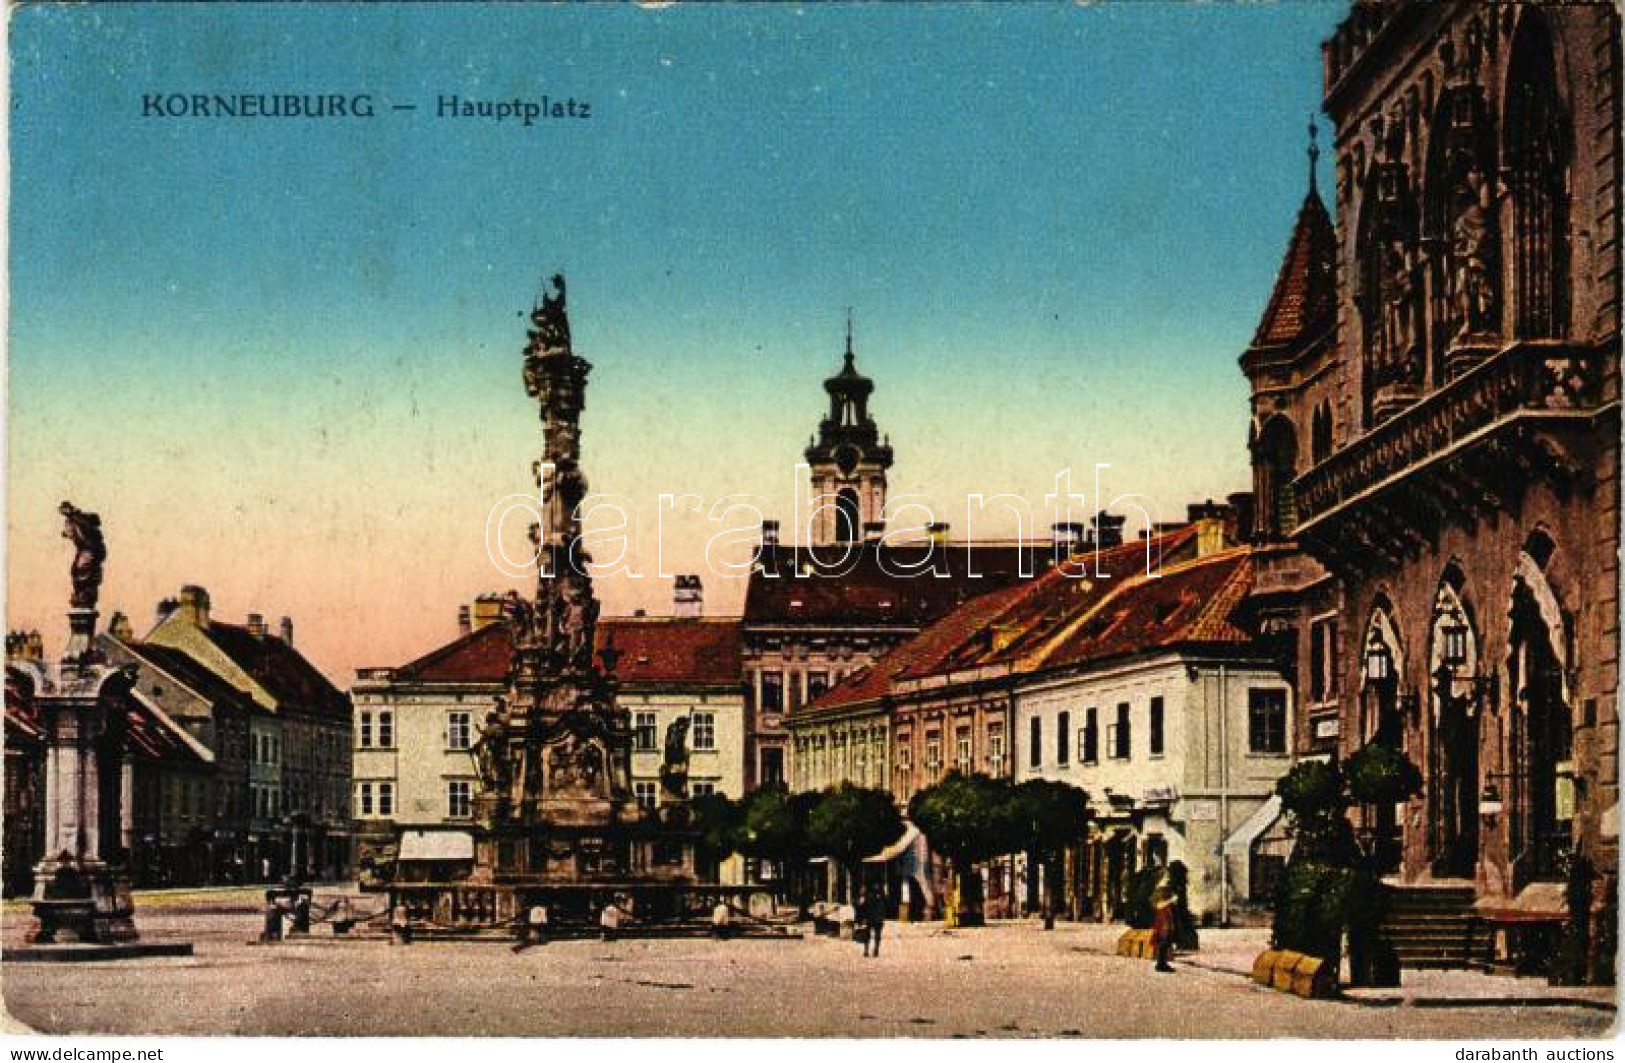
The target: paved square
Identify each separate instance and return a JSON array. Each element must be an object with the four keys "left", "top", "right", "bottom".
[{"left": 1, "top": 898, "right": 1613, "bottom": 1038}]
